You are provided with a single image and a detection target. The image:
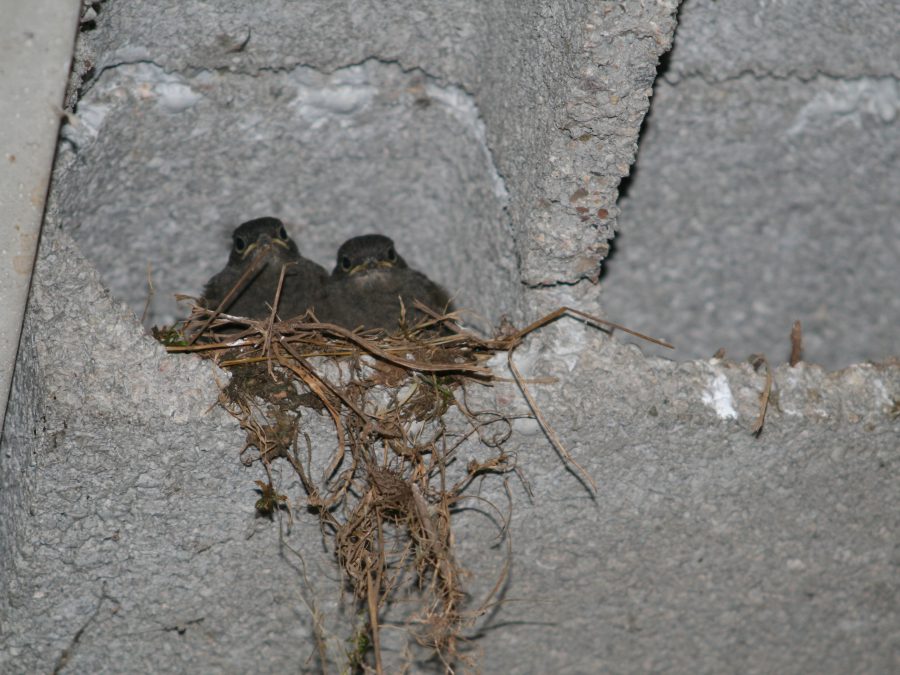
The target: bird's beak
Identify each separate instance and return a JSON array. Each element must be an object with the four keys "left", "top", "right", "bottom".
[
  {"left": 348, "top": 257, "right": 395, "bottom": 275},
  {"left": 242, "top": 234, "right": 288, "bottom": 259}
]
